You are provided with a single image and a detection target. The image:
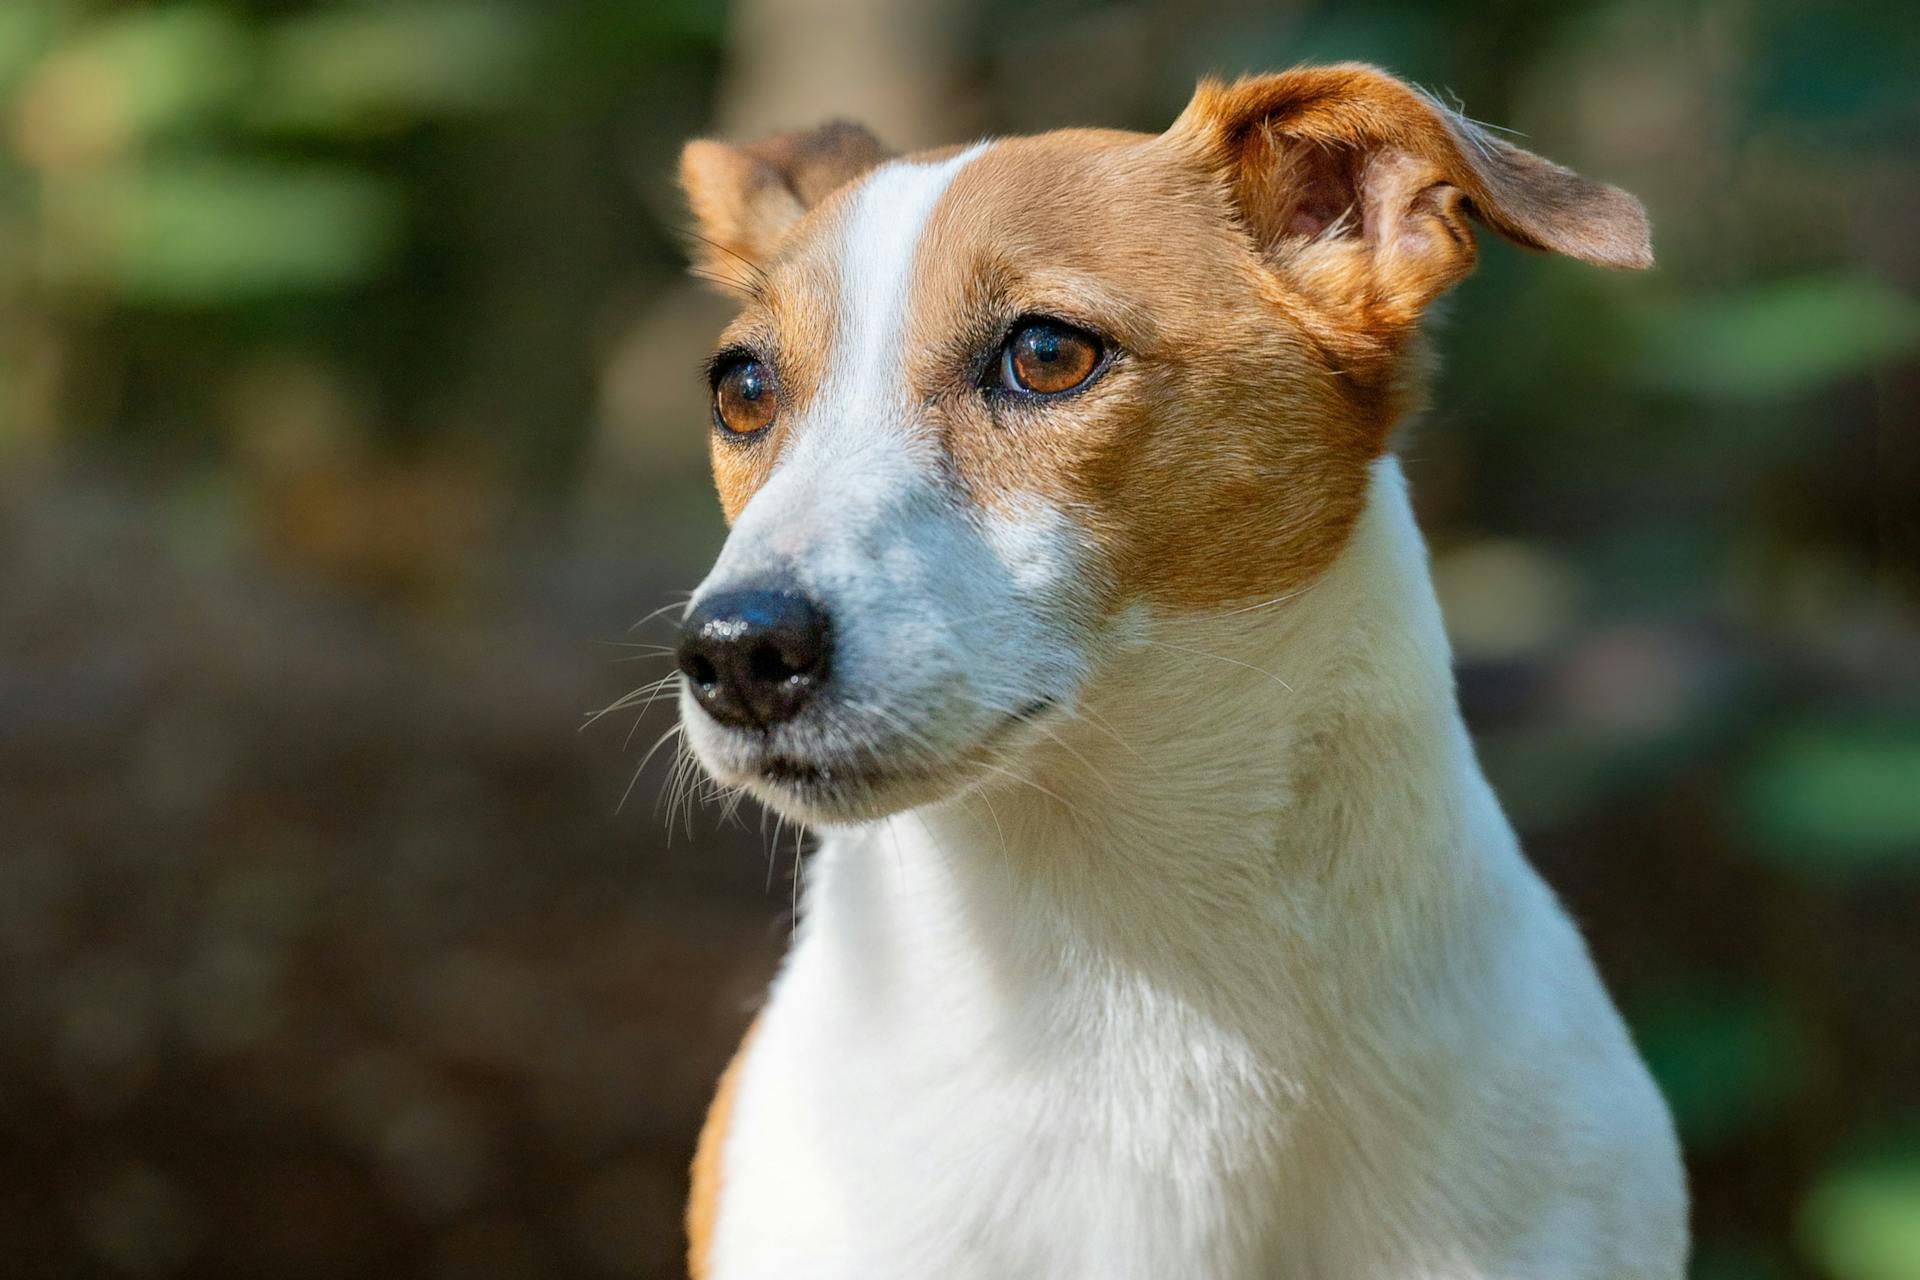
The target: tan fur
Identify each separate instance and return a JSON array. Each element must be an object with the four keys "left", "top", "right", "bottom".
[
  {"left": 677, "top": 65, "right": 1649, "bottom": 613},
  {"left": 906, "top": 130, "right": 1377, "bottom": 611},
  {"left": 686, "top": 1018, "right": 758, "bottom": 1280},
  {"left": 679, "top": 121, "right": 890, "bottom": 297}
]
